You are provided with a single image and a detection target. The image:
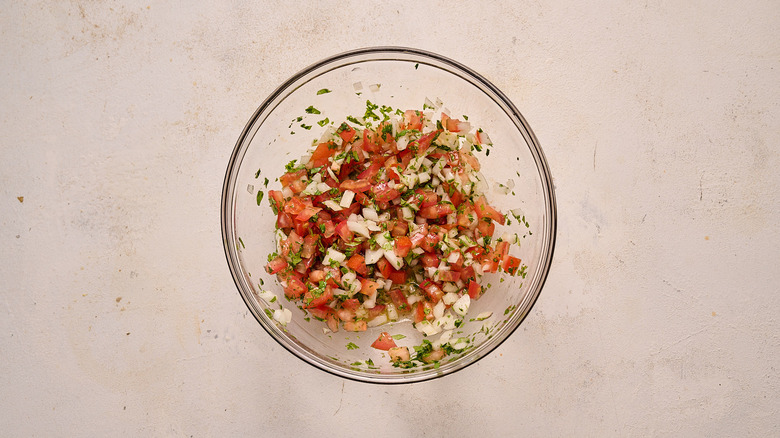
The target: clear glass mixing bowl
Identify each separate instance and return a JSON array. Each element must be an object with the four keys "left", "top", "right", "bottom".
[{"left": 221, "top": 47, "right": 556, "bottom": 383}]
